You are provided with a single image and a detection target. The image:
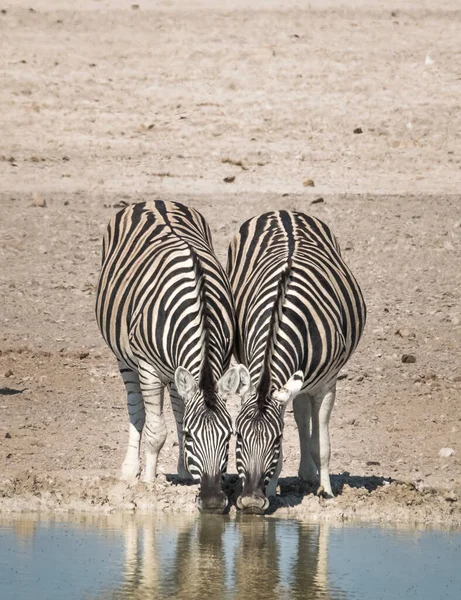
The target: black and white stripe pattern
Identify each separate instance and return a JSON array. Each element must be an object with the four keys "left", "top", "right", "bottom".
[
  {"left": 225, "top": 211, "right": 366, "bottom": 511},
  {"left": 95, "top": 200, "right": 235, "bottom": 512}
]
